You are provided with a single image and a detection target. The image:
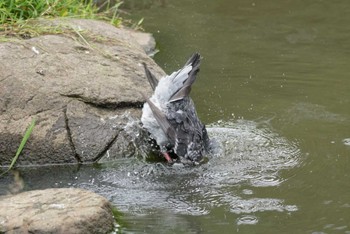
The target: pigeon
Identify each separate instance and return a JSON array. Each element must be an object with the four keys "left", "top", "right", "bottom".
[{"left": 141, "top": 53, "right": 210, "bottom": 163}]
